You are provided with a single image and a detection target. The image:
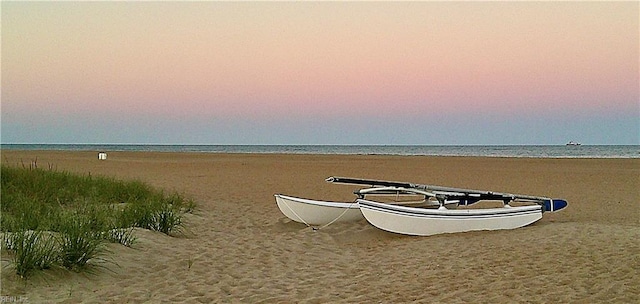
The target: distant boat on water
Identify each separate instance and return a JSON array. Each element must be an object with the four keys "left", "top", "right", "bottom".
[{"left": 566, "top": 141, "right": 581, "bottom": 146}]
